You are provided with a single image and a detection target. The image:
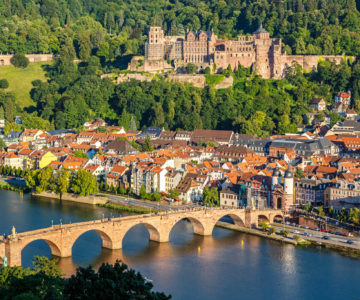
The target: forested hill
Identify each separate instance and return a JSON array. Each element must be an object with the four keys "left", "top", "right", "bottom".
[{"left": 1, "top": 0, "right": 360, "bottom": 57}]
